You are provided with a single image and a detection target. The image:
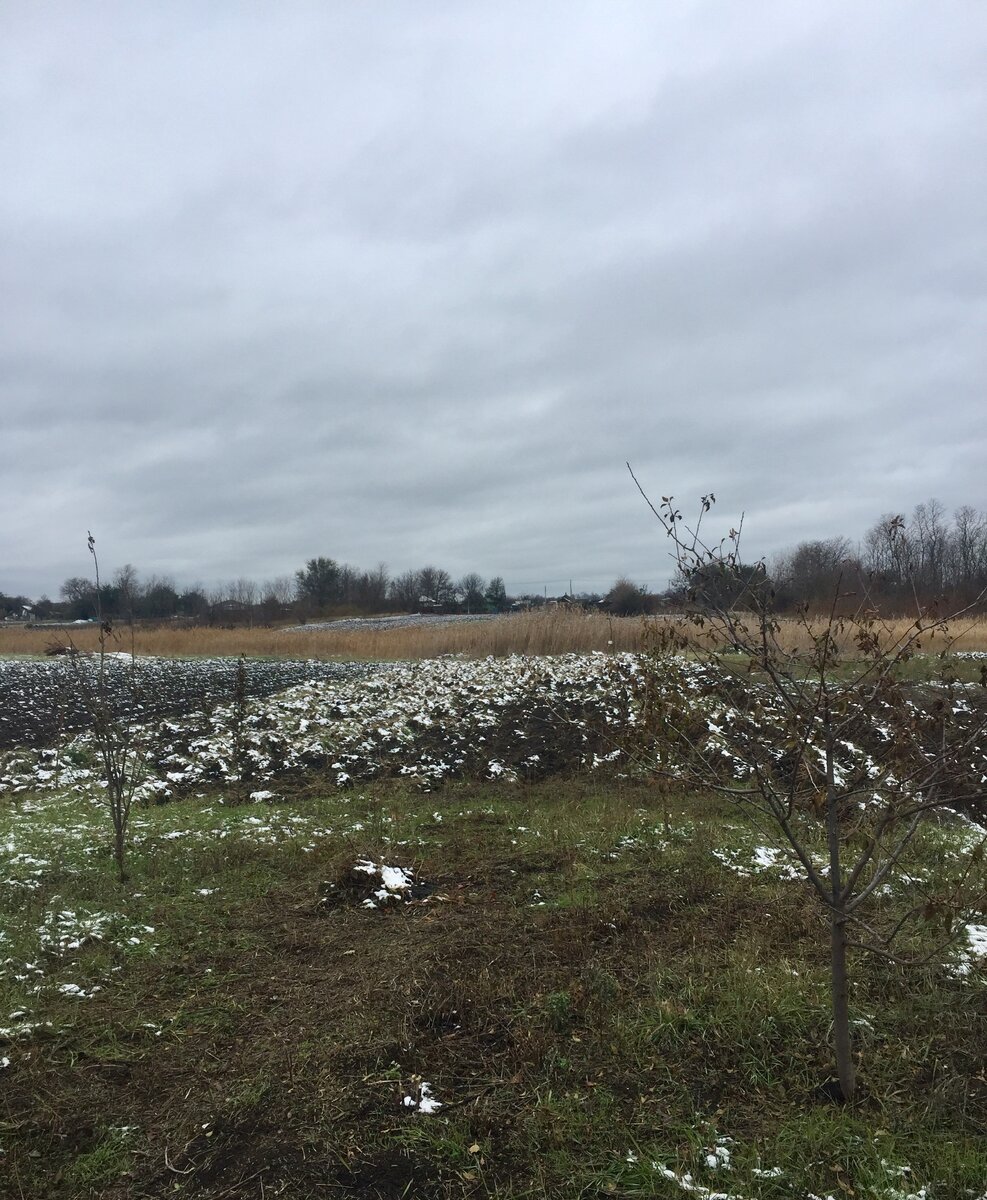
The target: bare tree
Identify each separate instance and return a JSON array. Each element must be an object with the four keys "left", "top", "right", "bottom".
[
  {"left": 910, "top": 499, "right": 949, "bottom": 598},
  {"left": 417, "top": 566, "right": 454, "bottom": 607},
  {"left": 771, "top": 537, "right": 853, "bottom": 610},
  {"left": 259, "top": 576, "right": 296, "bottom": 623},
  {"left": 60, "top": 575, "right": 96, "bottom": 619},
  {"left": 628, "top": 467, "right": 987, "bottom": 1100},
  {"left": 67, "top": 535, "right": 148, "bottom": 883},
  {"left": 458, "top": 572, "right": 486, "bottom": 613},
  {"left": 951, "top": 505, "right": 987, "bottom": 603},
  {"left": 112, "top": 563, "right": 140, "bottom": 623},
  {"left": 227, "top": 577, "right": 258, "bottom": 607},
  {"left": 390, "top": 569, "right": 423, "bottom": 610},
  {"left": 360, "top": 562, "right": 390, "bottom": 611},
  {"left": 225, "top": 577, "right": 259, "bottom": 625}
]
